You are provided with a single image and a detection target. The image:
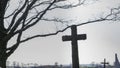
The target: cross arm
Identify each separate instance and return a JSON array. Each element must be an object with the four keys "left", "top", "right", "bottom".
[
  {"left": 77, "top": 34, "right": 87, "bottom": 40},
  {"left": 101, "top": 62, "right": 109, "bottom": 64},
  {"left": 62, "top": 35, "right": 72, "bottom": 41},
  {"left": 62, "top": 34, "right": 87, "bottom": 41}
]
